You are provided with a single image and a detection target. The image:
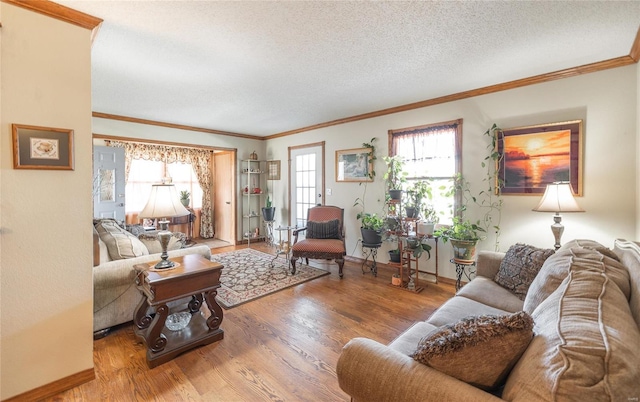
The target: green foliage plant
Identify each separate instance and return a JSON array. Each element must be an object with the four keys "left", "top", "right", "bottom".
[
  {"left": 360, "top": 213, "right": 384, "bottom": 231},
  {"left": 382, "top": 155, "right": 408, "bottom": 191},
  {"left": 265, "top": 196, "right": 272, "bottom": 208},
  {"left": 180, "top": 190, "right": 190, "bottom": 200},
  {"left": 435, "top": 124, "right": 503, "bottom": 249}
]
